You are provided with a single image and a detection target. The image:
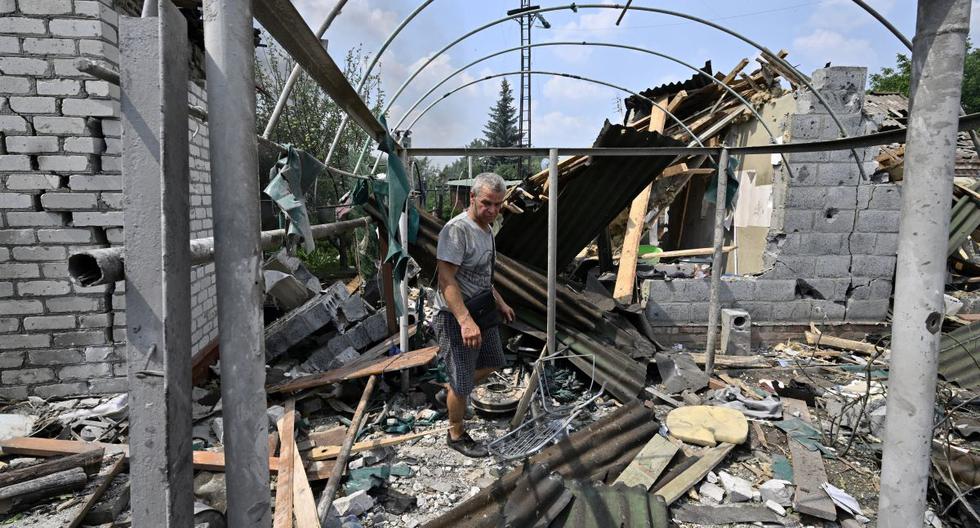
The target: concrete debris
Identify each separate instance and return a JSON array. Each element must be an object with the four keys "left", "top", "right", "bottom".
[
  {"left": 698, "top": 481, "right": 726, "bottom": 503},
  {"left": 764, "top": 498, "right": 787, "bottom": 516},
  {"left": 759, "top": 478, "right": 794, "bottom": 507},
  {"left": 0, "top": 414, "right": 37, "bottom": 441},
  {"left": 655, "top": 351, "right": 708, "bottom": 394},
  {"left": 718, "top": 471, "right": 755, "bottom": 503},
  {"left": 331, "top": 489, "right": 375, "bottom": 518}
]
